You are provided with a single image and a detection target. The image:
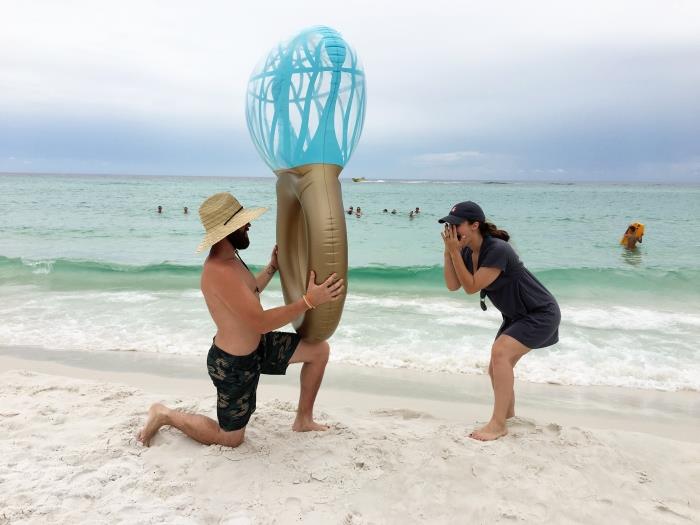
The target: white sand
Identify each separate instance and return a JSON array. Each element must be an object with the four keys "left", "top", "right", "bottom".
[{"left": 1, "top": 354, "right": 699, "bottom": 524}]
